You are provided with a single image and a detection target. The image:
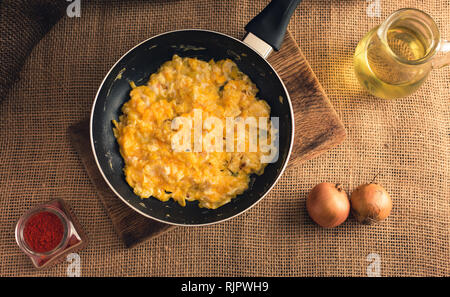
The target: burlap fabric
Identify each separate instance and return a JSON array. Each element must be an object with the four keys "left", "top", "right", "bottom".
[{"left": 0, "top": 0, "right": 448, "bottom": 276}]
